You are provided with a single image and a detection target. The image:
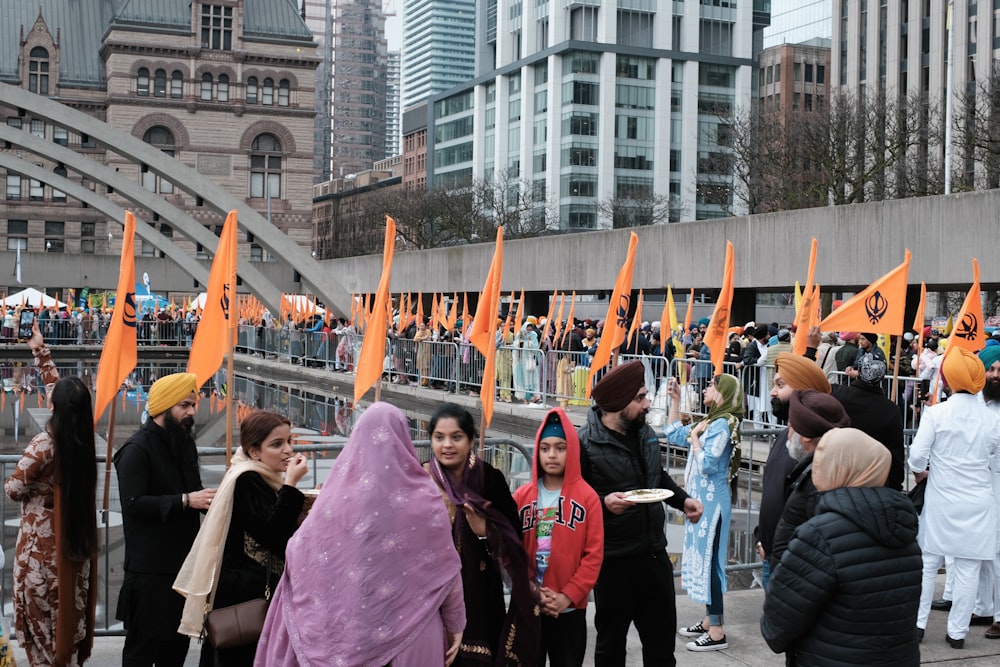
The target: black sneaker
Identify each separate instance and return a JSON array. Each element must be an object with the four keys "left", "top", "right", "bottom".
[
  {"left": 678, "top": 621, "right": 706, "bottom": 638},
  {"left": 687, "top": 633, "right": 728, "bottom": 652}
]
